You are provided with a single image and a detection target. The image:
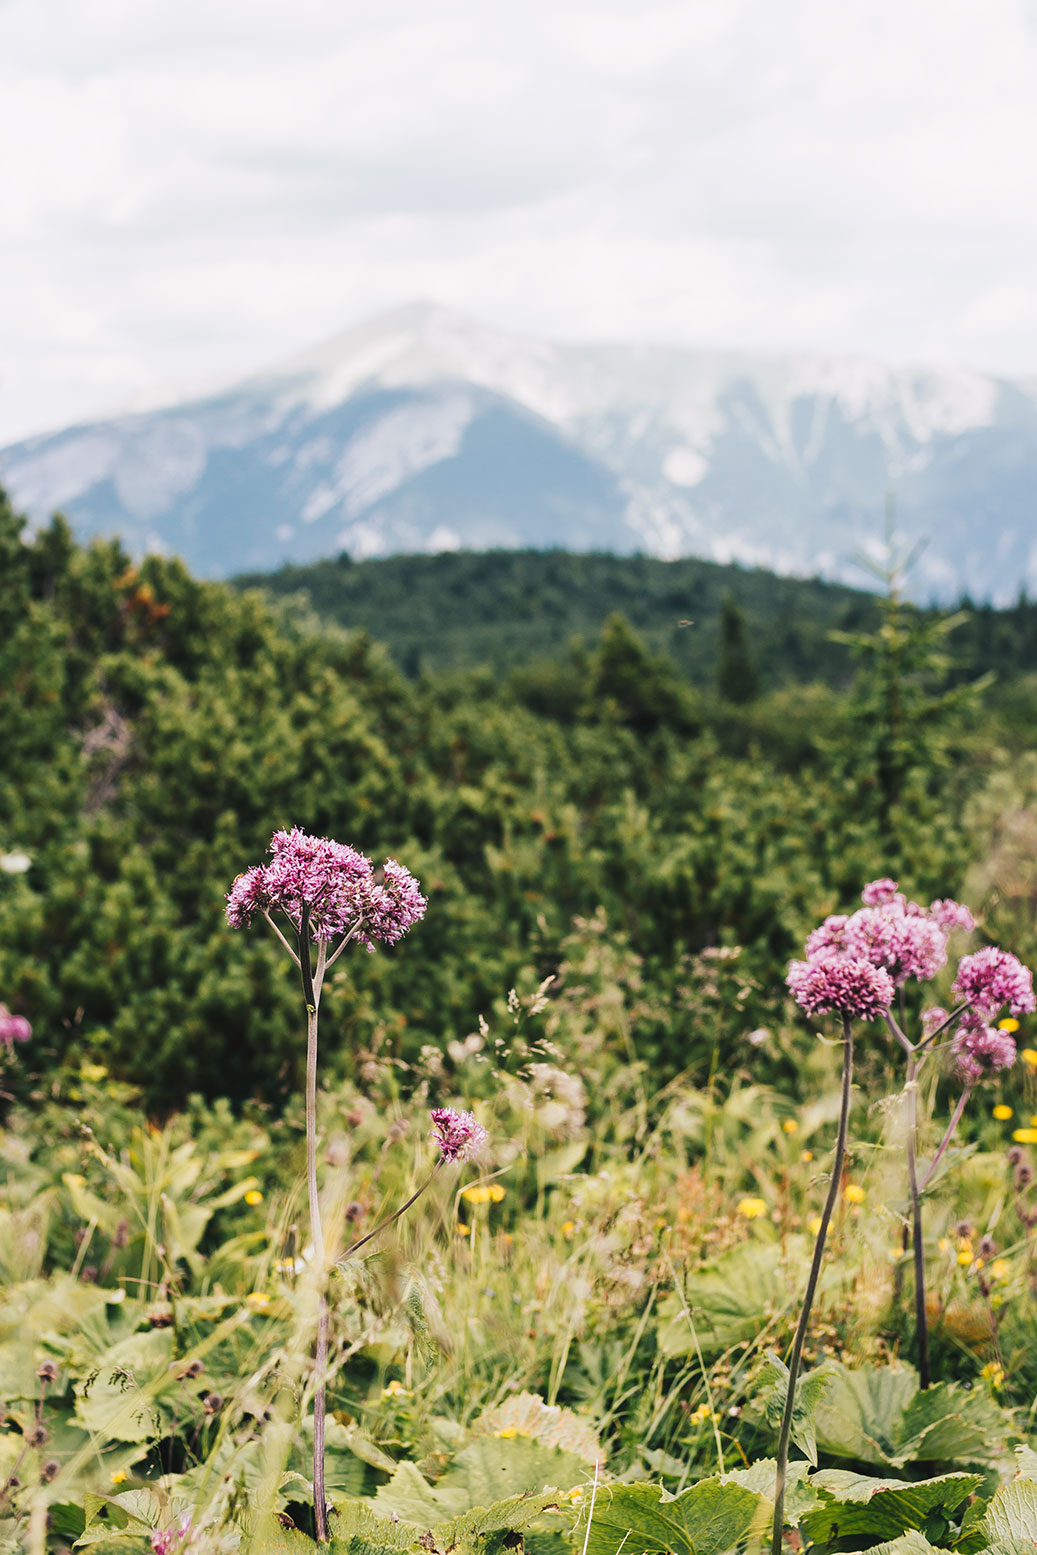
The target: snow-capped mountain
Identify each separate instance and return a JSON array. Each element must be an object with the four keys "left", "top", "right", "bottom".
[{"left": 4, "top": 300, "right": 1037, "bottom": 600}]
